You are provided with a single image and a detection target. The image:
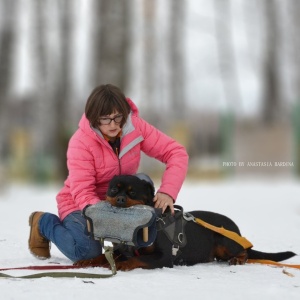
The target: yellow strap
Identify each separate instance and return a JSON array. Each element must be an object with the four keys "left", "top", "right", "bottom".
[
  {"left": 247, "top": 259, "right": 300, "bottom": 269},
  {"left": 194, "top": 217, "right": 253, "bottom": 249}
]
